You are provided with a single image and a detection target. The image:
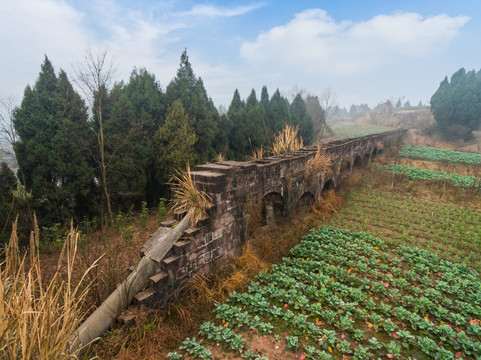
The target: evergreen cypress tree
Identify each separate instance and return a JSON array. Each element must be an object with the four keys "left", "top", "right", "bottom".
[
  {"left": 245, "top": 89, "right": 267, "bottom": 150},
  {"left": 123, "top": 68, "right": 166, "bottom": 205},
  {"left": 13, "top": 57, "right": 94, "bottom": 225},
  {"left": 154, "top": 100, "right": 196, "bottom": 189},
  {"left": 101, "top": 84, "right": 149, "bottom": 210},
  {"left": 268, "top": 89, "right": 290, "bottom": 136},
  {"left": 430, "top": 68, "right": 481, "bottom": 140},
  {"left": 228, "top": 89, "right": 248, "bottom": 157},
  {"left": 290, "top": 93, "right": 314, "bottom": 145},
  {"left": 166, "top": 50, "right": 218, "bottom": 163},
  {"left": 52, "top": 70, "right": 95, "bottom": 220}
]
